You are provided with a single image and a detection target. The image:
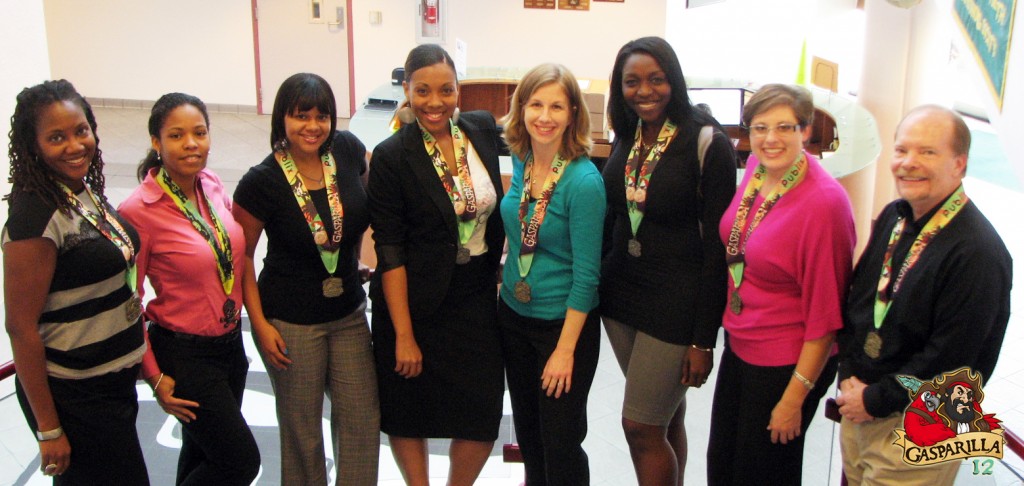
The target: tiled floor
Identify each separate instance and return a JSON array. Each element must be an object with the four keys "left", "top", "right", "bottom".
[{"left": 0, "top": 106, "right": 1022, "bottom": 485}]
